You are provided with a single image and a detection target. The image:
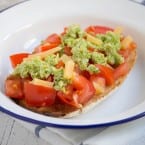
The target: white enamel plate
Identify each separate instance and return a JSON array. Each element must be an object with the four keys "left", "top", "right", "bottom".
[{"left": 0, "top": 0, "right": 145, "bottom": 128}]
